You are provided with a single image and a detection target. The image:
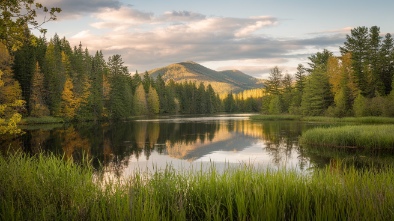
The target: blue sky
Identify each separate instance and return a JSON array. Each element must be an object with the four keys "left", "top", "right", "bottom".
[{"left": 37, "top": 0, "right": 394, "bottom": 78}]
